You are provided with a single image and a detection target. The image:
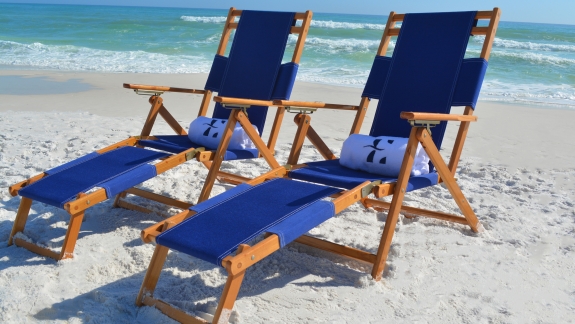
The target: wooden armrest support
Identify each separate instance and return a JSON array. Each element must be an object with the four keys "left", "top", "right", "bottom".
[
  {"left": 9, "top": 172, "right": 47, "bottom": 196},
  {"left": 123, "top": 83, "right": 206, "bottom": 94},
  {"left": 273, "top": 100, "right": 359, "bottom": 111},
  {"left": 214, "top": 96, "right": 274, "bottom": 107},
  {"left": 141, "top": 210, "right": 195, "bottom": 243},
  {"left": 400, "top": 112, "right": 478, "bottom": 122}
]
